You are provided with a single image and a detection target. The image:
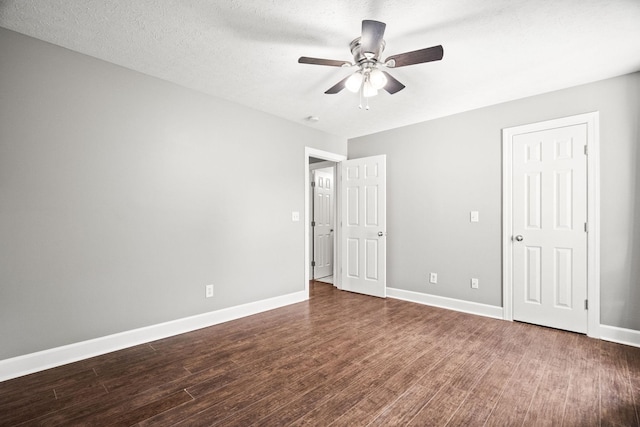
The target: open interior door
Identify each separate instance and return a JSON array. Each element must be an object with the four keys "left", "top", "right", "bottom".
[
  {"left": 341, "top": 155, "right": 386, "bottom": 298},
  {"left": 312, "top": 169, "right": 334, "bottom": 279}
]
